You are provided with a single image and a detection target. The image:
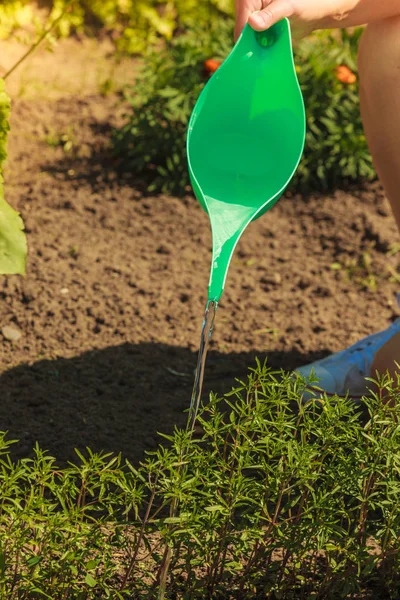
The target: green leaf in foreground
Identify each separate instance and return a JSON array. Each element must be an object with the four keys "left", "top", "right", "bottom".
[{"left": 0, "top": 78, "right": 26, "bottom": 275}]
